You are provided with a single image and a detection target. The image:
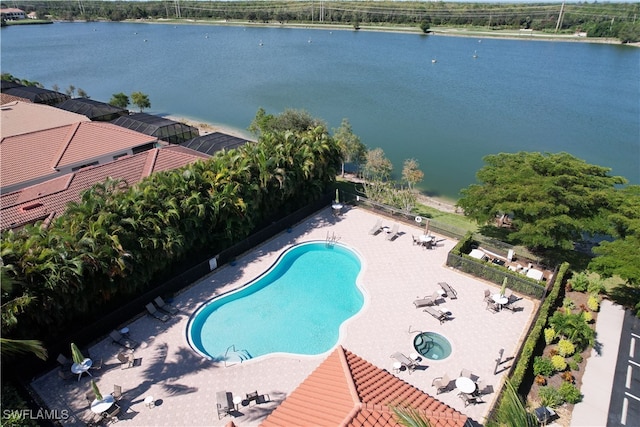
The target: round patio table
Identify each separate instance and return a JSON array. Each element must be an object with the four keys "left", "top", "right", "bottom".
[
  {"left": 455, "top": 377, "right": 476, "bottom": 394},
  {"left": 91, "top": 395, "right": 114, "bottom": 414},
  {"left": 71, "top": 358, "right": 93, "bottom": 381}
]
